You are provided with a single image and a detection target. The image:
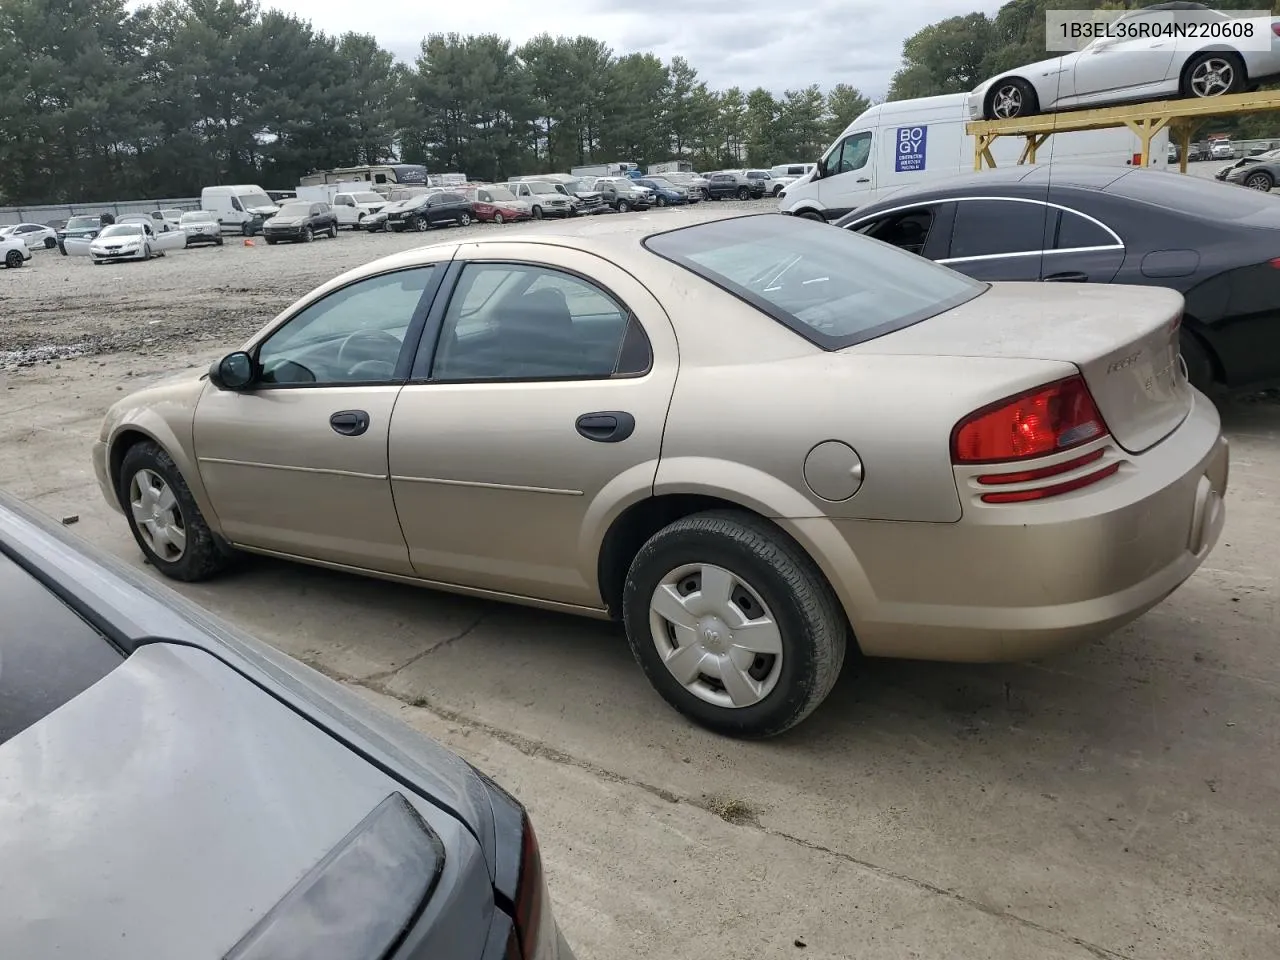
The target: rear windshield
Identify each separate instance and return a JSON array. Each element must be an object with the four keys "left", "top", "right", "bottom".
[
  {"left": 643, "top": 214, "right": 986, "bottom": 349},
  {"left": 66, "top": 216, "right": 99, "bottom": 229},
  {"left": 1106, "top": 170, "right": 1267, "bottom": 220},
  {"left": 0, "top": 553, "right": 123, "bottom": 746}
]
